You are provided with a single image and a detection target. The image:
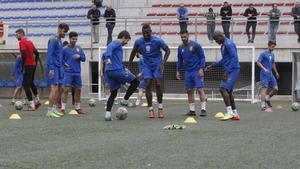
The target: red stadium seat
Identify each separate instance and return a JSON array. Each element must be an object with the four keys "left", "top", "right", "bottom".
[
  {"left": 202, "top": 4, "right": 212, "bottom": 7},
  {"left": 288, "top": 31, "right": 296, "bottom": 34},
  {"left": 147, "top": 13, "right": 157, "bottom": 16},
  {"left": 161, "top": 4, "right": 172, "bottom": 7},
  {"left": 285, "top": 3, "right": 295, "bottom": 6},
  {"left": 152, "top": 4, "right": 161, "bottom": 7},
  {"left": 233, "top": 31, "right": 243, "bottom": 35},
  {"left": 192, "top": 4, "right": 202, "bottom": 7},
  {"left": 199, "top": 31, "right": 208, "bottom": 35},
  {"left": 184, "top": 4, "right": 192, "bottom": 7},
  {"left": 212, "top": 3, "right": 222, "bottom": 7},
  {"left": 264, "top": 3, "right": 273, "bottom": 6},
  {"left": 195, "top": 22, "right": 204, "bottom": 25},
  {"left": 167, "top": 32, "right": 178, "bottom": 35},
  {"left": 166, "top": 13, "right": 176, "bottom": 16},
  {"left": 162, "top": 22, "right": 172, "bottom": 25},
  {"left": 172, "top": 4, "right": 180, "bottom": 7},
  {"left": 256, "top": 31, "right": 266, "bottom": 34},
  {"left": 244, "top": 3, "right": 251, "bottom": 7},
  {"left": 232, "top": 12, "right": 239, "bottom": 16},
  {"left": 260, "top": 12, "right": 268, "bottom": 16},
  {"left": 197, "top": 13, "right": 204, "bottom": 16},
  {"left": 233, "top": 3, "right": 243, "bottom": 7},
  {"left": 277, "top": 3, "right": 284, "bottom": 6},
  {"left": 157, "top": 13, "right": 166, "bottom": 16},
  {"left": 135, "top": 32, "right": 142, "bottom": 35},
  {"left": 189, "top": 13, "right": 198, "bottom": 16},
  {"left": 283, "top": 12, "right": 292, "bottom": 16},
  {"left": 254, "top": 3, "right": 263, "bottom": 7},
  {"left": 151, "top": 22, "right": 160, "bottom": 25},
  {"left": 172, "top": 22, "right": 179, "bottom": 26},
  {"left": 141, "top": 22, "right": 151, "bottom": 26},
  {"left": 258, "top": 21, "right": 268, "bottom": 25},
  {"left": 236, "top": 21, "right": 246, "bottom": 25},
  {"left": 277, "top": 31, "right": 287, "bottom": 34}
]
